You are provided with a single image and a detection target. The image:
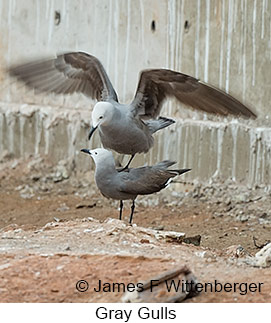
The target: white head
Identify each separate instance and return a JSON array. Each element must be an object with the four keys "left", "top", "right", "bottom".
[
  {"left": 81, "top": 148, "right": 114, "bottom": 166},
  {"left": 91, "top": 101, "right": 115, "bottom": 128}
]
